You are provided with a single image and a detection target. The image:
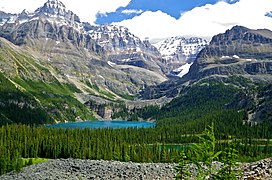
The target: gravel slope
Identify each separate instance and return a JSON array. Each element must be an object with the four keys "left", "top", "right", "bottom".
[
  {"left": 0, "top": 159, "right": 176, "bottom": 180},
  {"left": 1, "top": 158, "right": 271, "bottom": 180}
]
